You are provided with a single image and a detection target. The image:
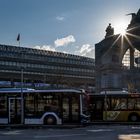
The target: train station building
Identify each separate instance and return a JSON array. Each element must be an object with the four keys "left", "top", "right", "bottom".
[
  {"left": 95, "top": 9, "right": 140, "bottom": 93},
  {"left": 0, "top": 44, "right": 95, "bottom": 90}
]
